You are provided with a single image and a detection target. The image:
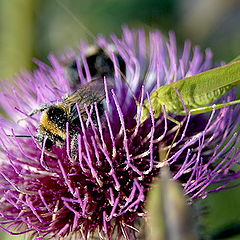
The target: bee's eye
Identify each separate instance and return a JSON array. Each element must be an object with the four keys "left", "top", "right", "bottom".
[
  {"left": 45, "top": 139, "right": 53, "bottom": 149},
  {"left": 69, "top": 60, "right": 78, "bottom": 70}
]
